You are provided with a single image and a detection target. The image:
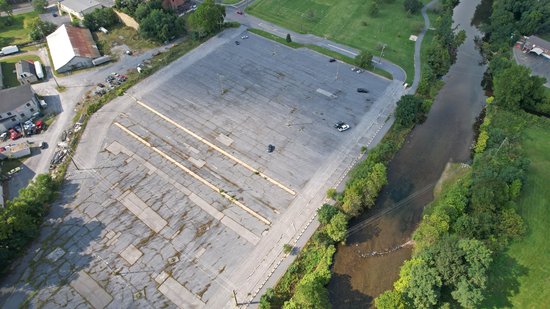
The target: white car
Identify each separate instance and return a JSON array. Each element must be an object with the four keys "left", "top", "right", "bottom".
[
  {"left": 334, "top": 122, "right": 350, "bottom": 132},
  {"left": 241, "top": 35, "right": 249, "bottom": 39}
]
